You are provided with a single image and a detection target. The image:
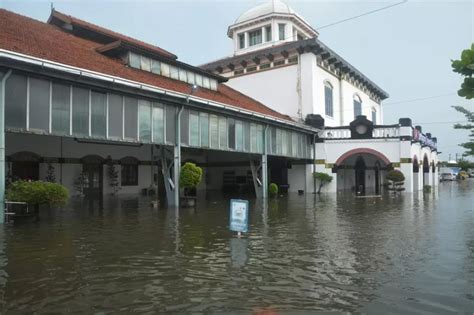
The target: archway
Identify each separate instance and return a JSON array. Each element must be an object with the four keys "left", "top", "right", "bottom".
[
  {"left": 423, "top": 154, "right": 429, "bottom": 187},
  {"left": 80, "top": 155, "right": 104, "bottom": 199},
  {"left": 335, "top": 148, "right": 391, "bottom": 195},
  {"left": 9, "top": 151, "right": 41, "bottom": 181},
  {"left": 413, "top": 155, "right": 419, "bottom": 191}
]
